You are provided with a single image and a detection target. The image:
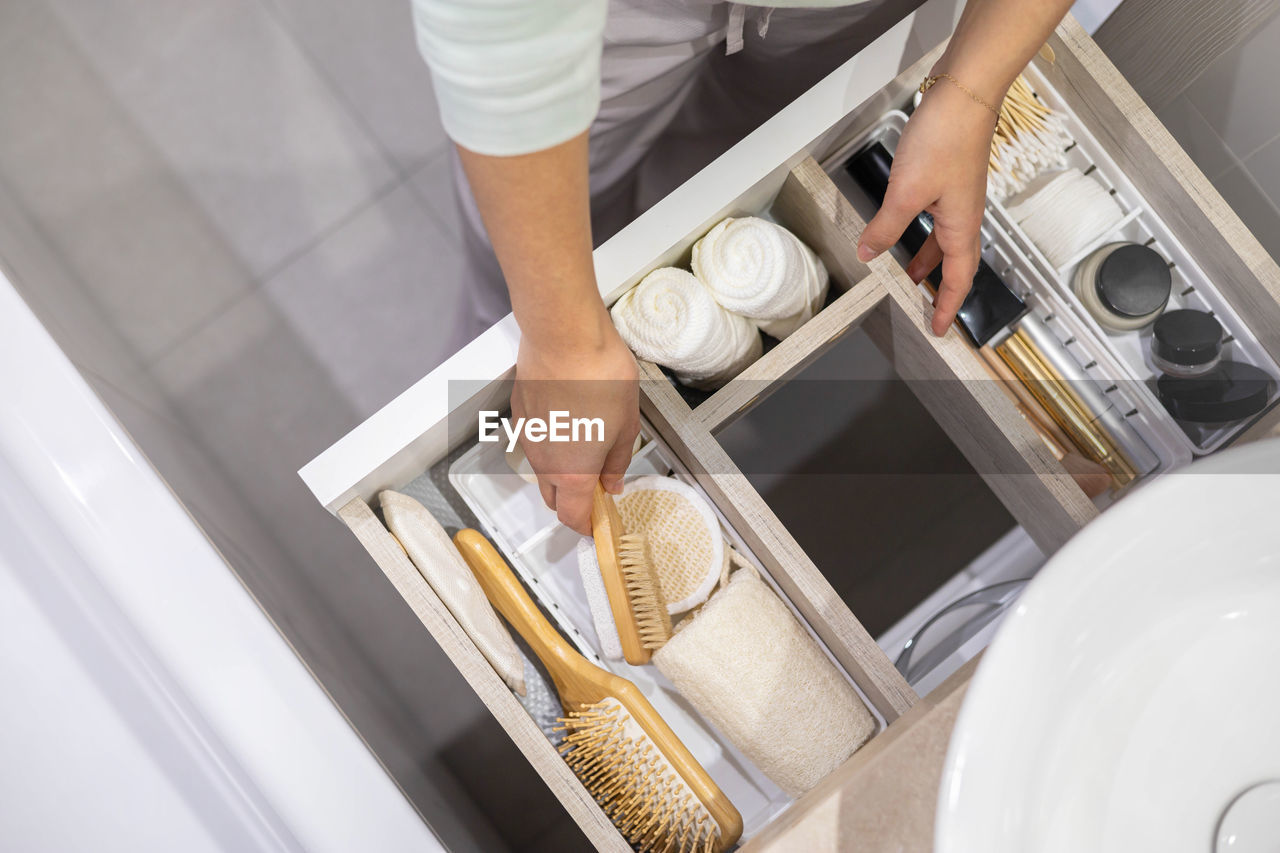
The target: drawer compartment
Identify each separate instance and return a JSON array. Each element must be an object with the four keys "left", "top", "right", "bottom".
[{"left": 448, "top": 421, "right": 887, "bottom": 838}]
